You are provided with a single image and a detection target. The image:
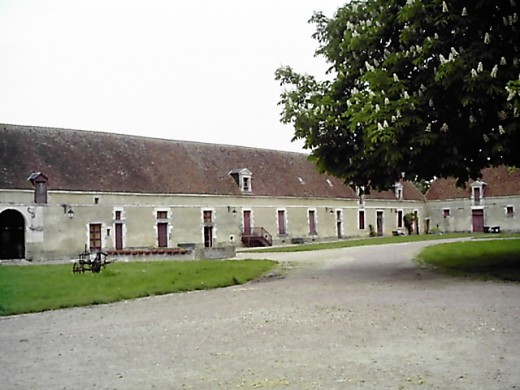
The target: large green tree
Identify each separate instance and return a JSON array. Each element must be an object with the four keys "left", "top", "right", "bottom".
[{"left": 276, "top": 0, "right": 520, "bottom": 191}]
